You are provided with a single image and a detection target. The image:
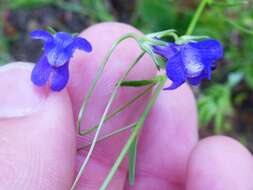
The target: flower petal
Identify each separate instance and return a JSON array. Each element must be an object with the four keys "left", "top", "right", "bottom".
[
  {"left": 205, "top": 63, "right": 212, "bottom": 80},
  {"left": 50, "top": 62, "right": 69, "bottom": 91},
  {"left": 187, "top": 76, "right": 201, "bottom": 86},
  {"left": 30, "top": 30, "right": 53, "bottom": 42},
  {"left": 187, "top": 73, "right": 205, "bottom": 85},
  {"left": 163, "top": 80, "right": 185, "bottom": 90},
  {"left": 31, "top": 56, "right": 52, "bottom": 86},
  {"left": 187, "top": 65, "right": 212, "bottom": 85},
  {"left": 54, "top": 32, "right": 74, "bottom": 48},
  {"left": 67, "top": 37, "right": 92, "bottom": 54},
  {"left": 164, "top": 52, "right": 186, "bottom": 90},
  {"left": 188, "top": 39, "right": 223, "bottom": 62},
  {"left": 153, "top": 43, "right": 178, "bottom": 60},
  {"left": 45, "top": 32, "right": 76, "bottom": 67},
  {"left": 181, "top": 44, "right": 204, "bottom": 78},
  {"left": 46, "top": 47, "right": 71, "bottom": 67}
]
